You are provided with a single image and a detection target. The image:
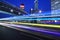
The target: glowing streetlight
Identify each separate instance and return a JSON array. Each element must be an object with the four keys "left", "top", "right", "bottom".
[
  {"left": 10, "top": 9, "right": 13, "bottom": 12},
  {"left": 39, "top": 10, "right": 42, "bottom": 13},
  {"left": 31, "top": 8, "right": 33, "bottom": 11},
  {"left": 55, "top": 20, "right": 57, "bottom": 22}
]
